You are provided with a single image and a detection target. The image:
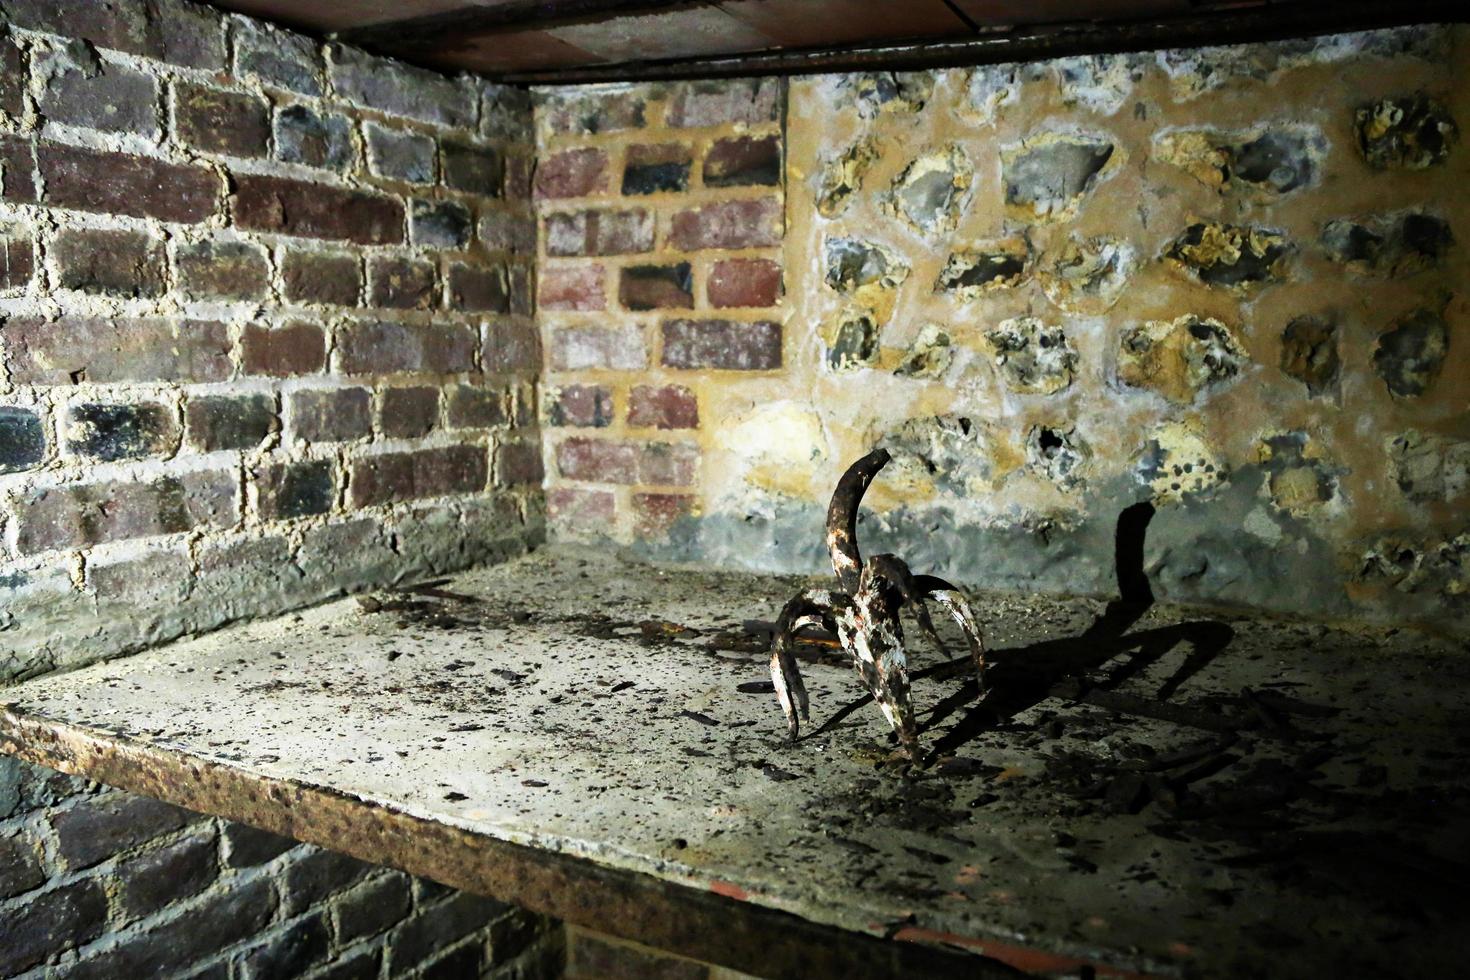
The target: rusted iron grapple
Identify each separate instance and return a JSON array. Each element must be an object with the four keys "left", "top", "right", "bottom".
[{"left": 770, "top": 448, "right": 986, "bottom": 762}]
